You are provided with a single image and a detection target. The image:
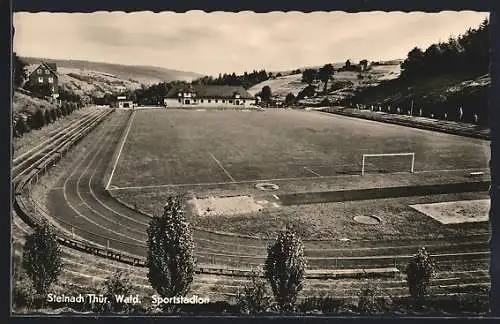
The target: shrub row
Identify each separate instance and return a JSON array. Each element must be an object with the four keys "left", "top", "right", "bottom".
[{"left": 13, "top": 102, "right": 83, "bottom": 138}]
